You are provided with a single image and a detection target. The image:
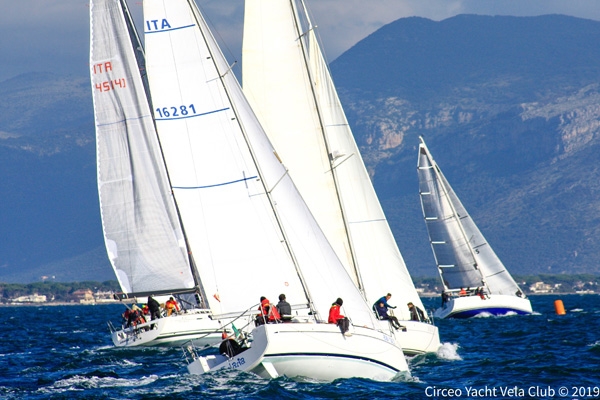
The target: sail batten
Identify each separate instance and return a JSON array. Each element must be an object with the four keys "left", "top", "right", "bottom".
[{"left": 417, "top": 137, "right": 525, "bottom": 296}]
